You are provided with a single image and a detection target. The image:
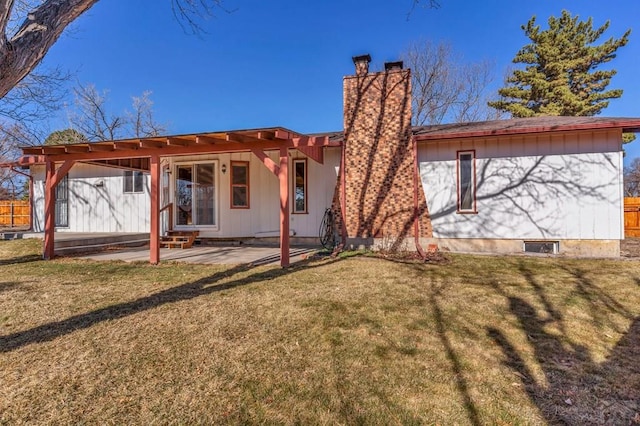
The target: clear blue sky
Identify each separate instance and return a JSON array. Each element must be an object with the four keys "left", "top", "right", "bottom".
[{"left": 40, "top": 0, "right": 640, "bottom": 161}]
